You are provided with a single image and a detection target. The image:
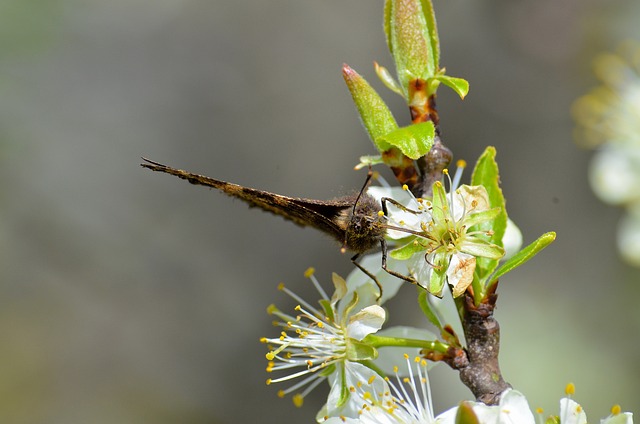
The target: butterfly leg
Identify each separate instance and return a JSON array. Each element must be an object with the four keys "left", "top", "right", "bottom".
[
  {"left": 381, "top": 197, "right": 422, "bottom": 216},
  {"left": 350, "top": 253, "right": 384, "bottom": 302},
  {"left": 380, "top": 239, "right": 420, "bottom": 286}
]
